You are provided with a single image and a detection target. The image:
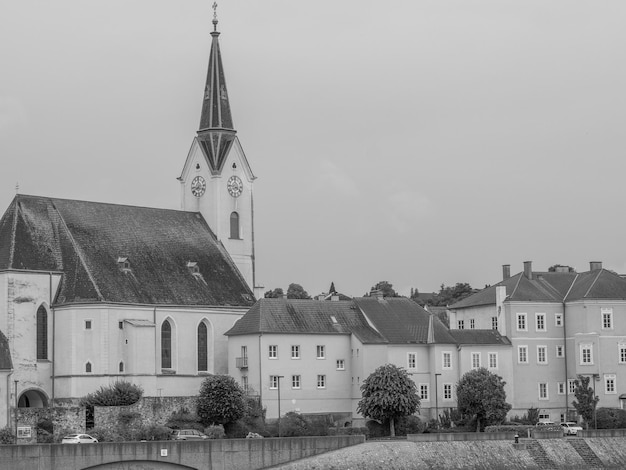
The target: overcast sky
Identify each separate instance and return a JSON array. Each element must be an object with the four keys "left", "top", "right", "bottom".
[{"left": 2, "top": 1, "right": 626, "bottom": 298}]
